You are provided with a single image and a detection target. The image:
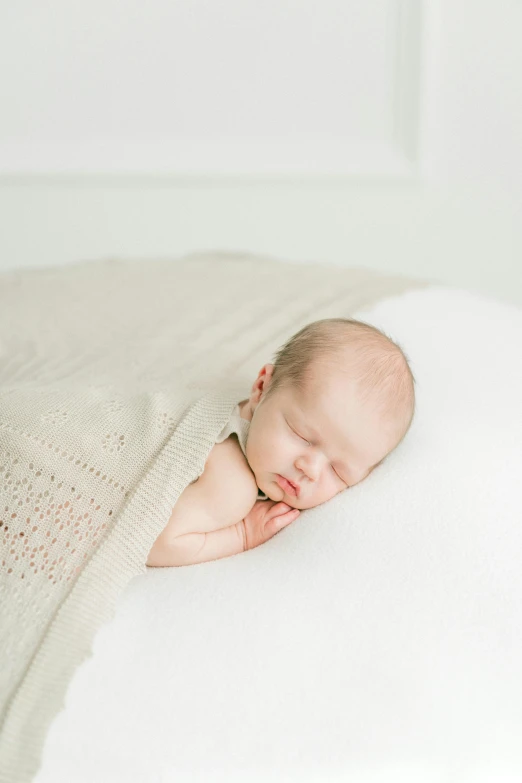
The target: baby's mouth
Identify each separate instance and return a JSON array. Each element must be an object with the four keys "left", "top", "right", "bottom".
[{"left": 275, "top": 474, "right": 300, "bottom": 497}]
